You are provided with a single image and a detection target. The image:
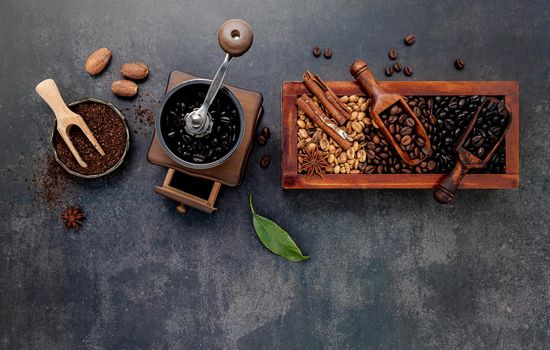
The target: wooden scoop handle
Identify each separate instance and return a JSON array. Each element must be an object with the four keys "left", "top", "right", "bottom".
[
  {"left": 218, "top": 19, "right": 253, "bottom": 57},
  {"left": 35, "top": 79, "right": 73, "bottom": 121},
  {"left": 350, "top": 59, "right": 384, "bottom": 101},
  {"left": 433, "top": 161, "right": 467, "bottom": 204},
  {"left": 433, "top": 149, "right": 486, "bottom": 204}
]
